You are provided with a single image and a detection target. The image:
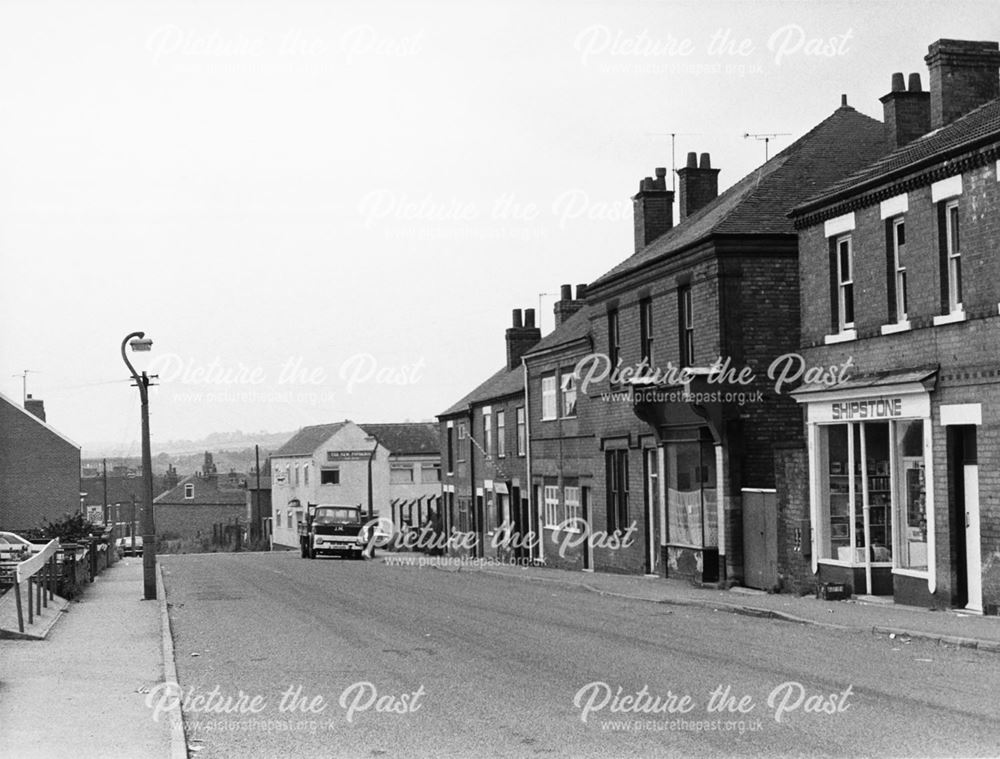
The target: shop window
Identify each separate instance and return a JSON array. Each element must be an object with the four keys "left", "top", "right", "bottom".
[
  {"left": 320, "top": 468, "right": 340, "bottom": 485},
  {"left": 896, "top": 420, "right": 927, "bottom": 571},
  {"left": 665, "top": 437, "right": 717, "bottom": 548},
  {"left": 818, "top": 421, "right": 896, "bottom": 565},
  {"left": 541, "top": 374, "right": 557, "bottom": 420}
]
